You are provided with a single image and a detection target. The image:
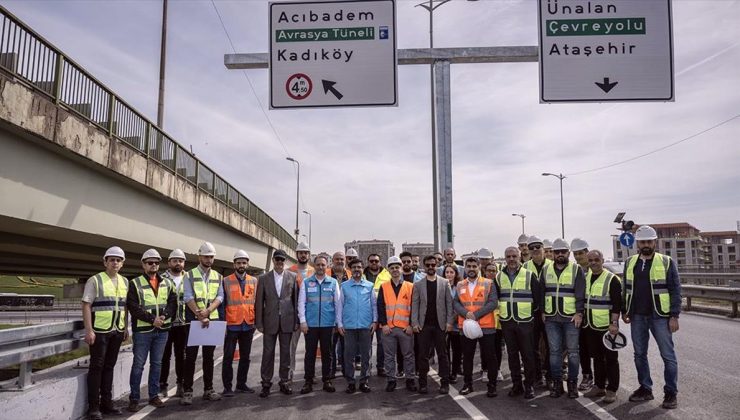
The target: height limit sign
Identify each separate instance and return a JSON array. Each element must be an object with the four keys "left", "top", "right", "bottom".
[
  {"left": 538, "top": 0, "right": 674, "bottom": 102},
  {"left": 269, "top": 0, "right": 397, "bottom": 109}
]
